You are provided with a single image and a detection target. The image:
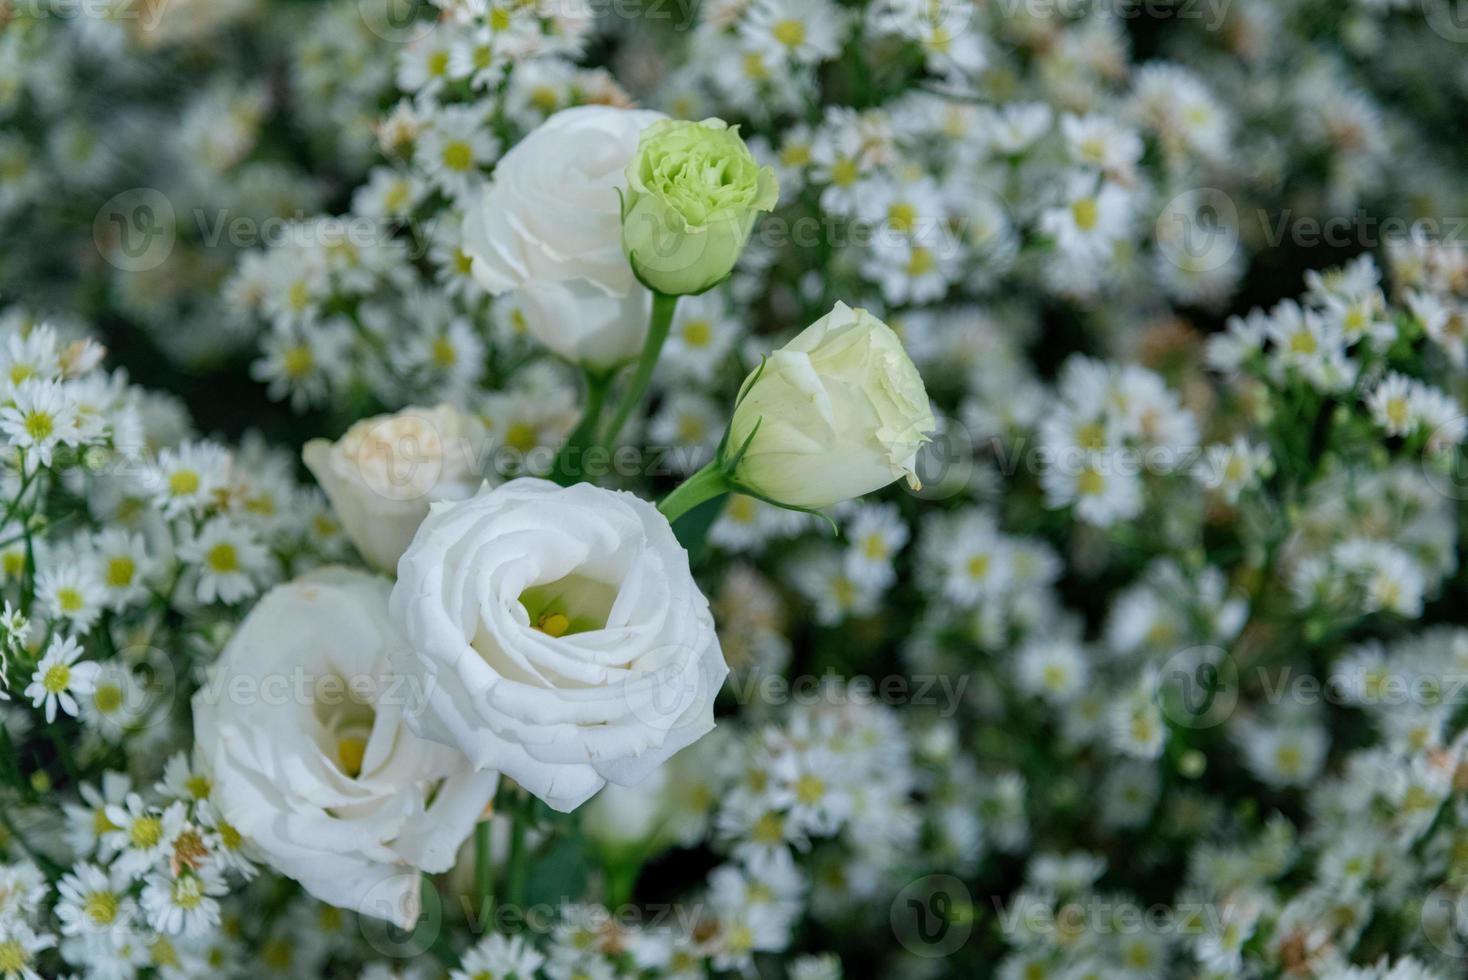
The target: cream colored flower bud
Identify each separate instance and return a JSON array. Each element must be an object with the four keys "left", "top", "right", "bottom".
[
  {"left": 303, "top": 405, "right": 482, "bottom": 573},
  {"left": 726, "top": 303, "right": 935, "bottom": 510}
]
